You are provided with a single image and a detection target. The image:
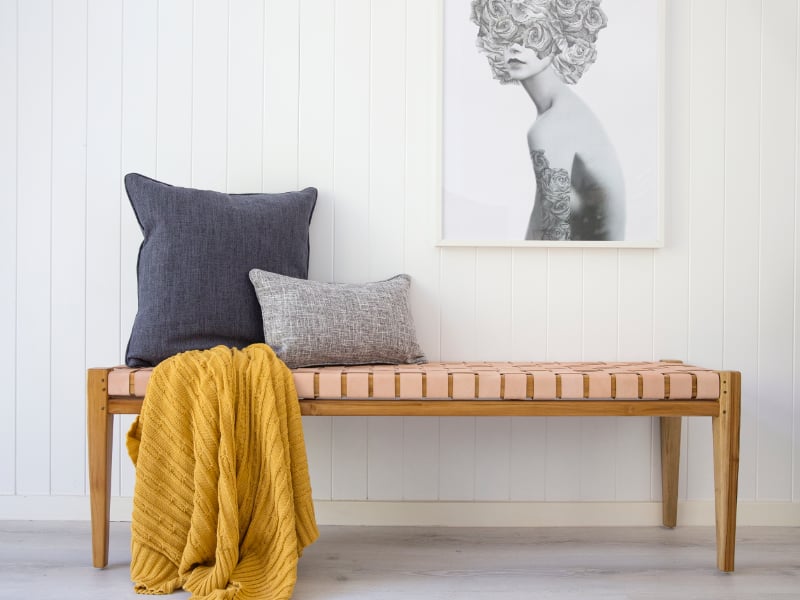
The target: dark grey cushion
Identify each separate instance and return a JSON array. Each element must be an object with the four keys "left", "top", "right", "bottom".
[
  {"left": 249, "top": 270, "right": 427, "bottom": 368},
  {"left": 125, "top": 173, "right": 317, "bottom": 367}
]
